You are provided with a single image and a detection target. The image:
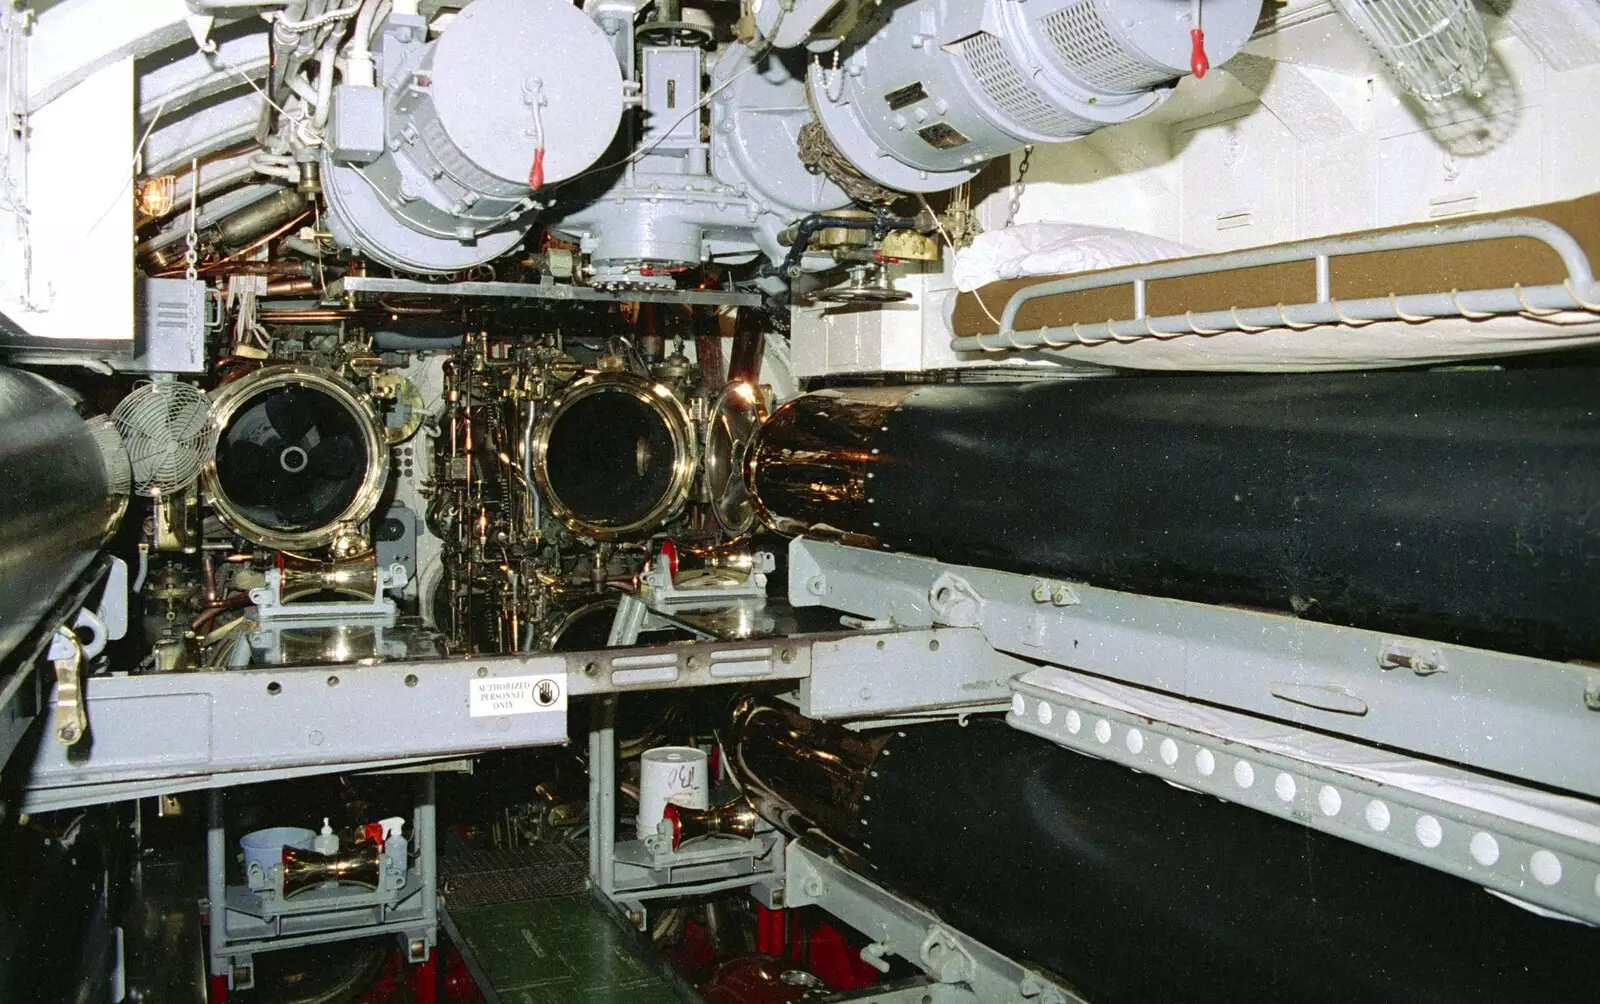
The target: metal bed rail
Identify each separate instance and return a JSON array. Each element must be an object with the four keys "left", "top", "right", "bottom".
[{"left": 950, "top": 217, "right": 1600, "bottom": 353}]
